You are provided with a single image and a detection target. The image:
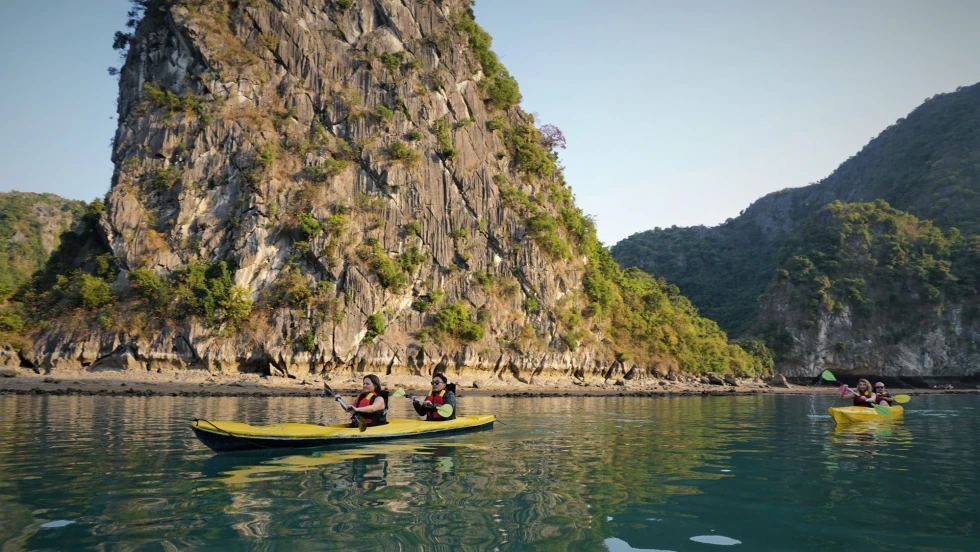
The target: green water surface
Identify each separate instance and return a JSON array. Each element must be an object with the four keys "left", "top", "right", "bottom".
[{"left": 0, "top": 393, "right": 977, "bottom": 551}]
